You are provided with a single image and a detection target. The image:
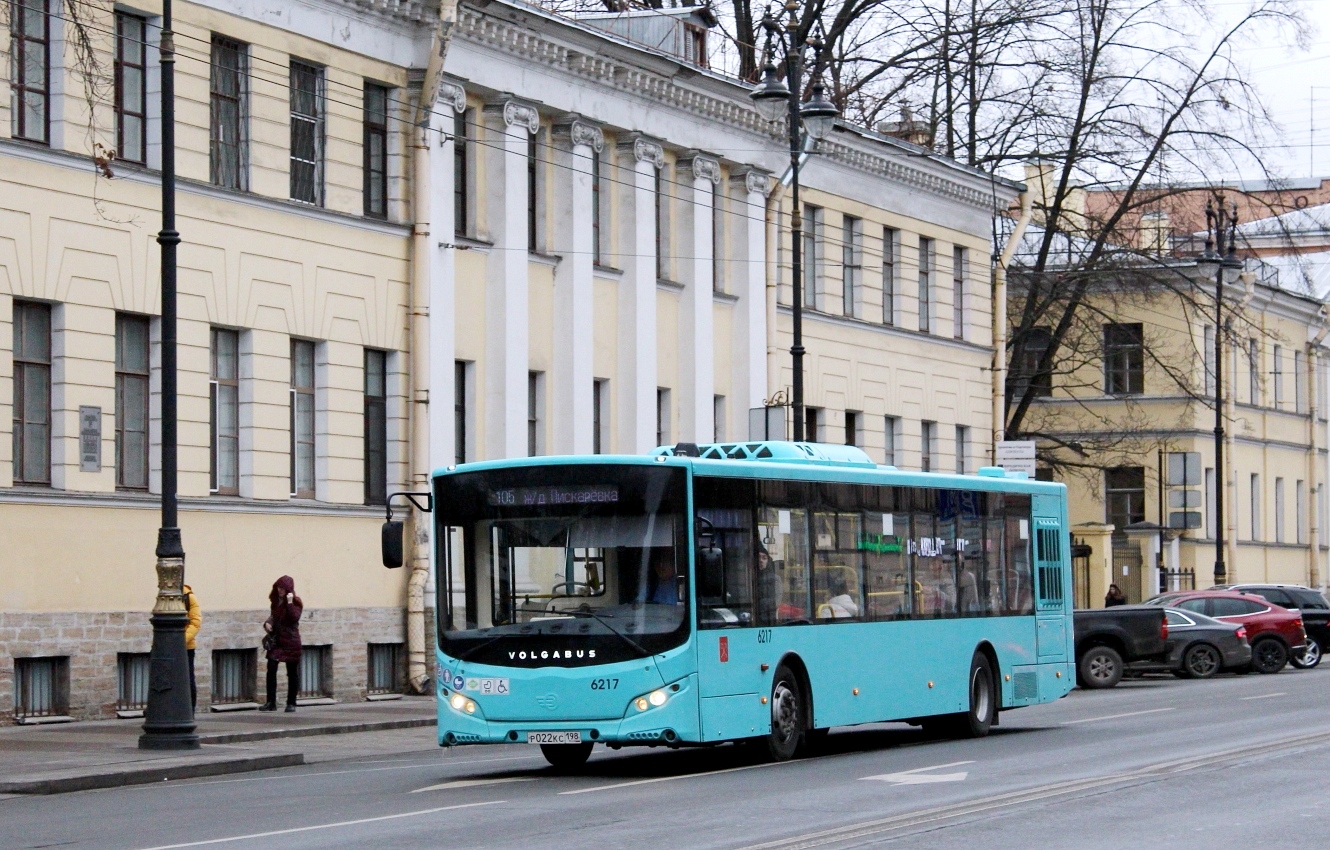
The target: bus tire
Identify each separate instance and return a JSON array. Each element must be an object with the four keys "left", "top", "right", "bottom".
[
  {"left": 766, "top": 665, "right": 806, "bottom": 762},
  {"left": 958, "top": 652, "right": 996, "bottom": 738},
  {"left": 540, "top": 742, "right": 593, "bottom": 770}
]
